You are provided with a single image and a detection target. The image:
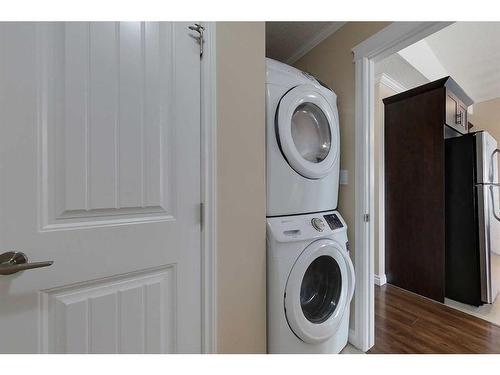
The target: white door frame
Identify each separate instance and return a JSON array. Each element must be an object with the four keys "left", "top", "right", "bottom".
[
  {"left": 350, "top": 22, "right": 453, "bottom": 352},
  {"left": 200, "top": 22, "right": 217, "bottom": 353}
]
